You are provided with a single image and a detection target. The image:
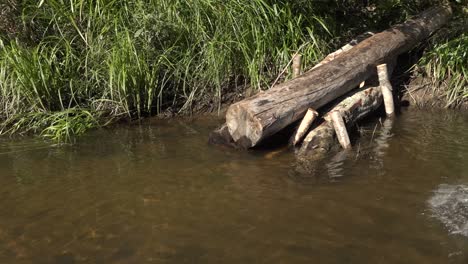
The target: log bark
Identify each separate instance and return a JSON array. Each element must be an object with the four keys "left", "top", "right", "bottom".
[
  {"left": 298, "top": 85, "right": 384, "bottom": 154},
  {"left": 311, "top": 44, "right": 354, "bottom": 70},
  {"left": 225, "top": 5, "right": 452, "bottom": 148}
]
